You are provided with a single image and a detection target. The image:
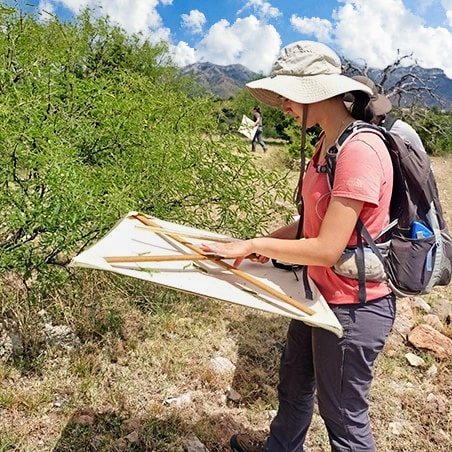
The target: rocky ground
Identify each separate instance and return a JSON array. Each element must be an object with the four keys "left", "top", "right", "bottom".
[{"left": 0, "top": 152, "right": 451, "bottom": 451}]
